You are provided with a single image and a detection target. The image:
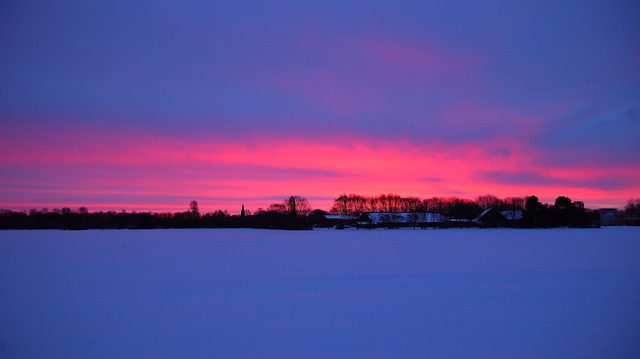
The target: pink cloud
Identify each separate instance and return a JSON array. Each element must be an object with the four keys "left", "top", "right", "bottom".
[{"left": 4, "top": 121, "right": 636, "bottom": 213}]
